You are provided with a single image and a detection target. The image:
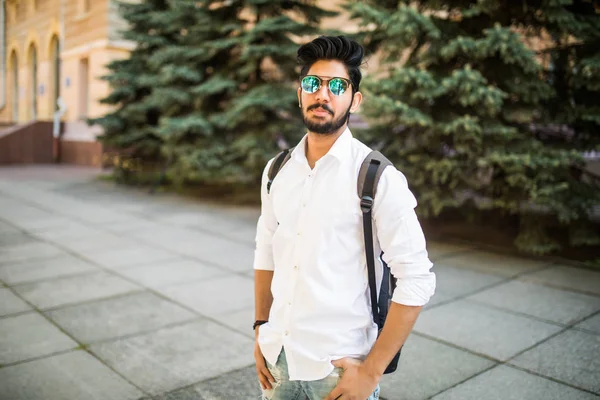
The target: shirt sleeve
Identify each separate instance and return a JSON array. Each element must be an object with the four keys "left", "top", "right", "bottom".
[
  {"left": 373, "top": 167, "right": 436, "bottom": 306},
  {"left": 253, "top": 159, "right": 277, "bottom": 271}
]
